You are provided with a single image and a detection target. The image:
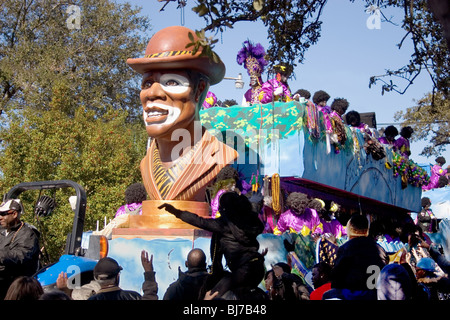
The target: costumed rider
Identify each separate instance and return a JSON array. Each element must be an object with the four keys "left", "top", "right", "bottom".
[
  {"left": 236, "top": 40, "right": 268, "bottom": 106},
  {"left": 293, "top": 89, "right": 311, "bottom": 102},
  {"left": 416, "top": 197, "right": 439, "bottom": 233},
  {"left": 345, "top": 110, "right": 373, "bottom": 136},
  {"left": 329, "top": 98, "right": 350, "bottom": 154},
  {"left": 274, "top": 192, "right": 323, "bottom": 236},
  {"left": 115, "top": 183, "right": 147, "bottom": 218},
  {"left": 378, "top": 125, "right": 398, "bottom": 149},
  {"left": 95, "top": 183, "right": 148, "bottom": 239},
  {"left": 258, "top": 63, "right": 293, "bottom": 104},
  {"left": 345, "top": 110, "right": 386, "bottom": 160},
  {"left": 394, "top": 126, "right": 414, "bottom": 159},
  {"left": 423, "top": 157, "right": 447, "bottom": 191},
  {"left": 312, "top": 90, "right": 334, "bottom": 154},
  {"left": 202, "top": 91, "right": 217, "bottom": 109},
  {"left": 209, "top": 166, "right": 241, "bottom": 219},
  {"left": 0, "top": 199, "right": 40, "bottom": 300},
  {"left": 312, "top": 90, "right": 331, "bottom": 114},
  {"left": 310, "top": 198, "right": 346, "bottom": 239}
]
